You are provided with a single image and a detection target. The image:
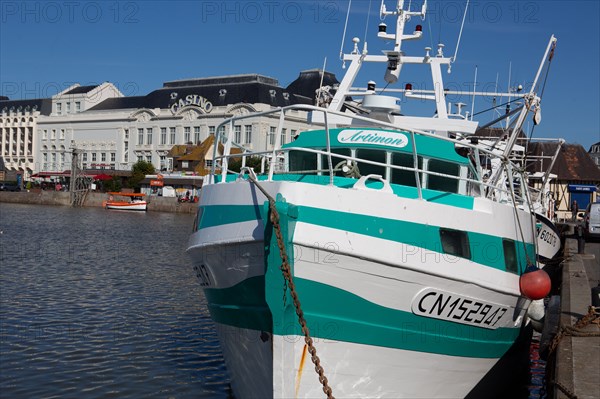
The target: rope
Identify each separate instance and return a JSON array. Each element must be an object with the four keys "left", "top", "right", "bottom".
[
  {"left": 245, "top": 172, "right": 335, "bottom": 399},
  {"left": 546, "top": 305, "right": 599, "bottom": 399},
  {"left": 548, "top": 305, "right": 600, "bottom": 355}
]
